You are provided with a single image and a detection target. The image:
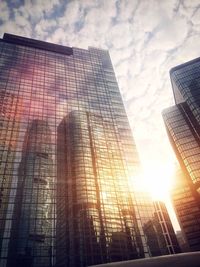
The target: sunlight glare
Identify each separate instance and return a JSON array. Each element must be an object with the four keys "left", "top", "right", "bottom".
[{"left": 129, "top": 162, "right": 175, "bottom": 201}]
